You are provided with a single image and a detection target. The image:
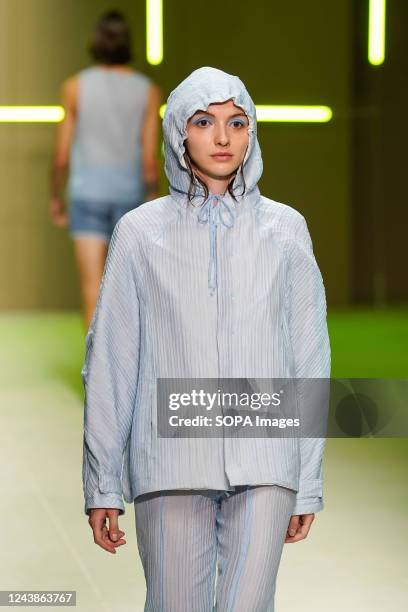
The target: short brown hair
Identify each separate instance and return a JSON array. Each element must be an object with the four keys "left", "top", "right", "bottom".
[{"left": 89, "top": 10, "right": 133, "bottom": 65}]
